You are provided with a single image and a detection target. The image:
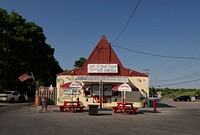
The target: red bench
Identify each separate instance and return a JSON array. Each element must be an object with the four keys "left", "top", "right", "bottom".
[
  {"left": 60, "top": 105, "right": 85, "bottom": 112},
  {"left": 112, "top": 106, "right": 120, "bottom": 113},
  {"left": 112, "top": 106, "right": 138, "bottom": 114},
  {"left": 112, "top": 102, "right": 138, "bottom": 115},
  {"left": 59, "top": 101, "right": 85, "bottom": 113}
]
